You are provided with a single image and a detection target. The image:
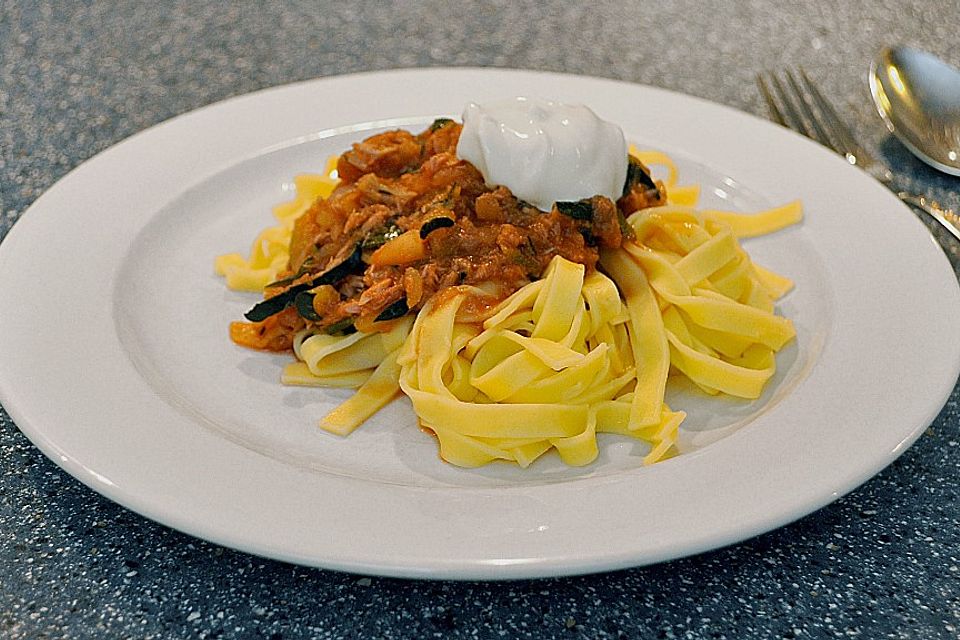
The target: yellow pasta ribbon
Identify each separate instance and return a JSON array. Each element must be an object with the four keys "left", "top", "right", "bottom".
[
  {"left": 215, "top": 170, "right": 338, "bottom": 292},
  {"left": 703, "top": 200, "right": 803, "bottom": 238},
  {"left": 600, "top": 249, "right": 671, "bottom": 429},
  {"left": 320, "top": 347, "right": 405, "bottom": 436},
  {"left": 395, "top": 259, "right": 675, "bottom": 467},
  {"left": 628, "top": 146, "right": 678, "bottom": 188}
]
